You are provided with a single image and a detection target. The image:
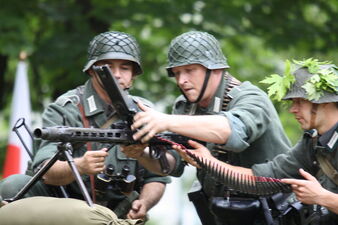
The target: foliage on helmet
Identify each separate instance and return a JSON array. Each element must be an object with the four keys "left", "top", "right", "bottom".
[
  {"left": 260, "top": 58, "right": 338, "bottom": 102},
  {"left": 260, "top": 60, "right": 295, "bottom": 101}
]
